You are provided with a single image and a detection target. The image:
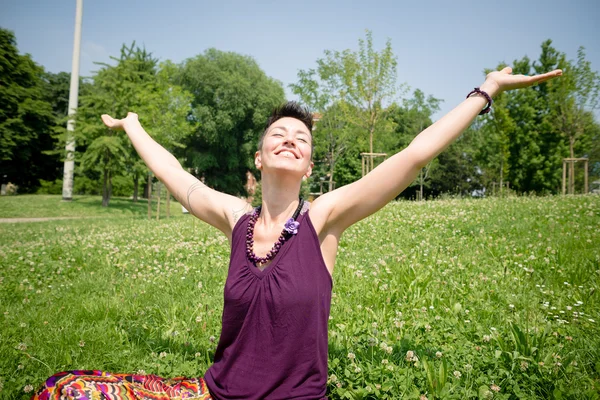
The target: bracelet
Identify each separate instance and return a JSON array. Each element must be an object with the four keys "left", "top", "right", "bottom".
[{"left": 466, "top": 87, "right": 492, "bottom": 115}]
